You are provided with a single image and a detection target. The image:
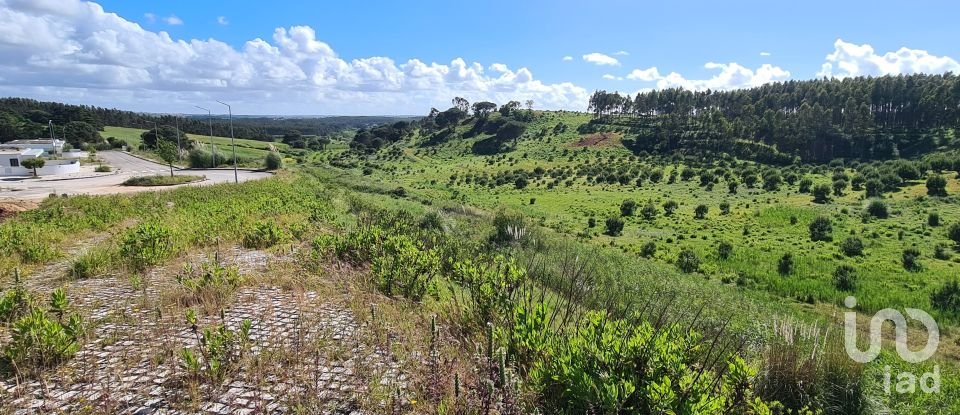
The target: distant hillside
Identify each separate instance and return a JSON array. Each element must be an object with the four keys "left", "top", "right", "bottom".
[
  {"left": 587, "top": 73, "right": 960, "bottom": 163},
  {"left": 0, "top": 97, "right": 417, "bottom": 145}
]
